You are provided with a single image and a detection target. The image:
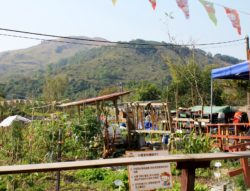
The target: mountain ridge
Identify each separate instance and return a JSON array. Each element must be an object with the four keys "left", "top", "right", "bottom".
[{"left": 0, "top": 37, "right": 242, "bottom": 99}]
